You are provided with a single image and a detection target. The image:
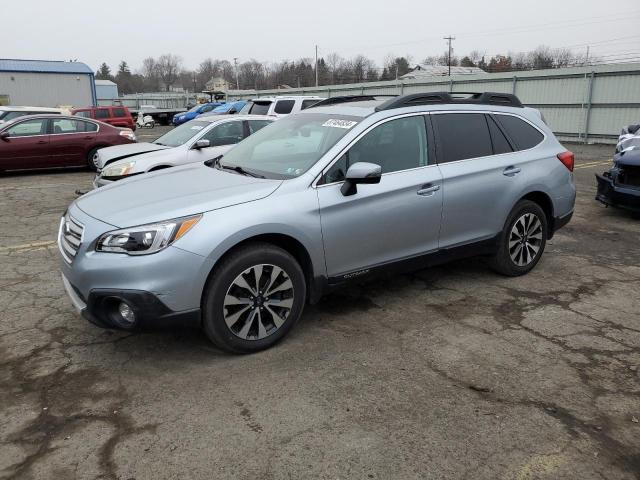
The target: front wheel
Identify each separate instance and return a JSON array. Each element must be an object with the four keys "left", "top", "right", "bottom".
[
  {"left": 488, "top": 200, "right": 548, "bottom": 276},
  {"left": 202, "top": 243, "right": 306, "bottom": 353},
  {"left": 87, "top": 147, "right": 101, "bottom": 171}
]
